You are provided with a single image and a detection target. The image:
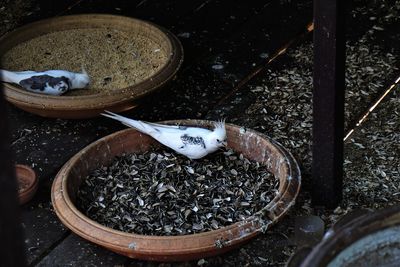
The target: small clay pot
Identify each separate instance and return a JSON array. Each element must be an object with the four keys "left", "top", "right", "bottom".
[
  {"left": 16, "top": 164, "right": 38, "bottom": 205},
  {"left": 51, "top": 120, "right": 301, "bottom": 261},
  {"left": 0, "top": 14, "right": 183, "bottom": 119}
]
